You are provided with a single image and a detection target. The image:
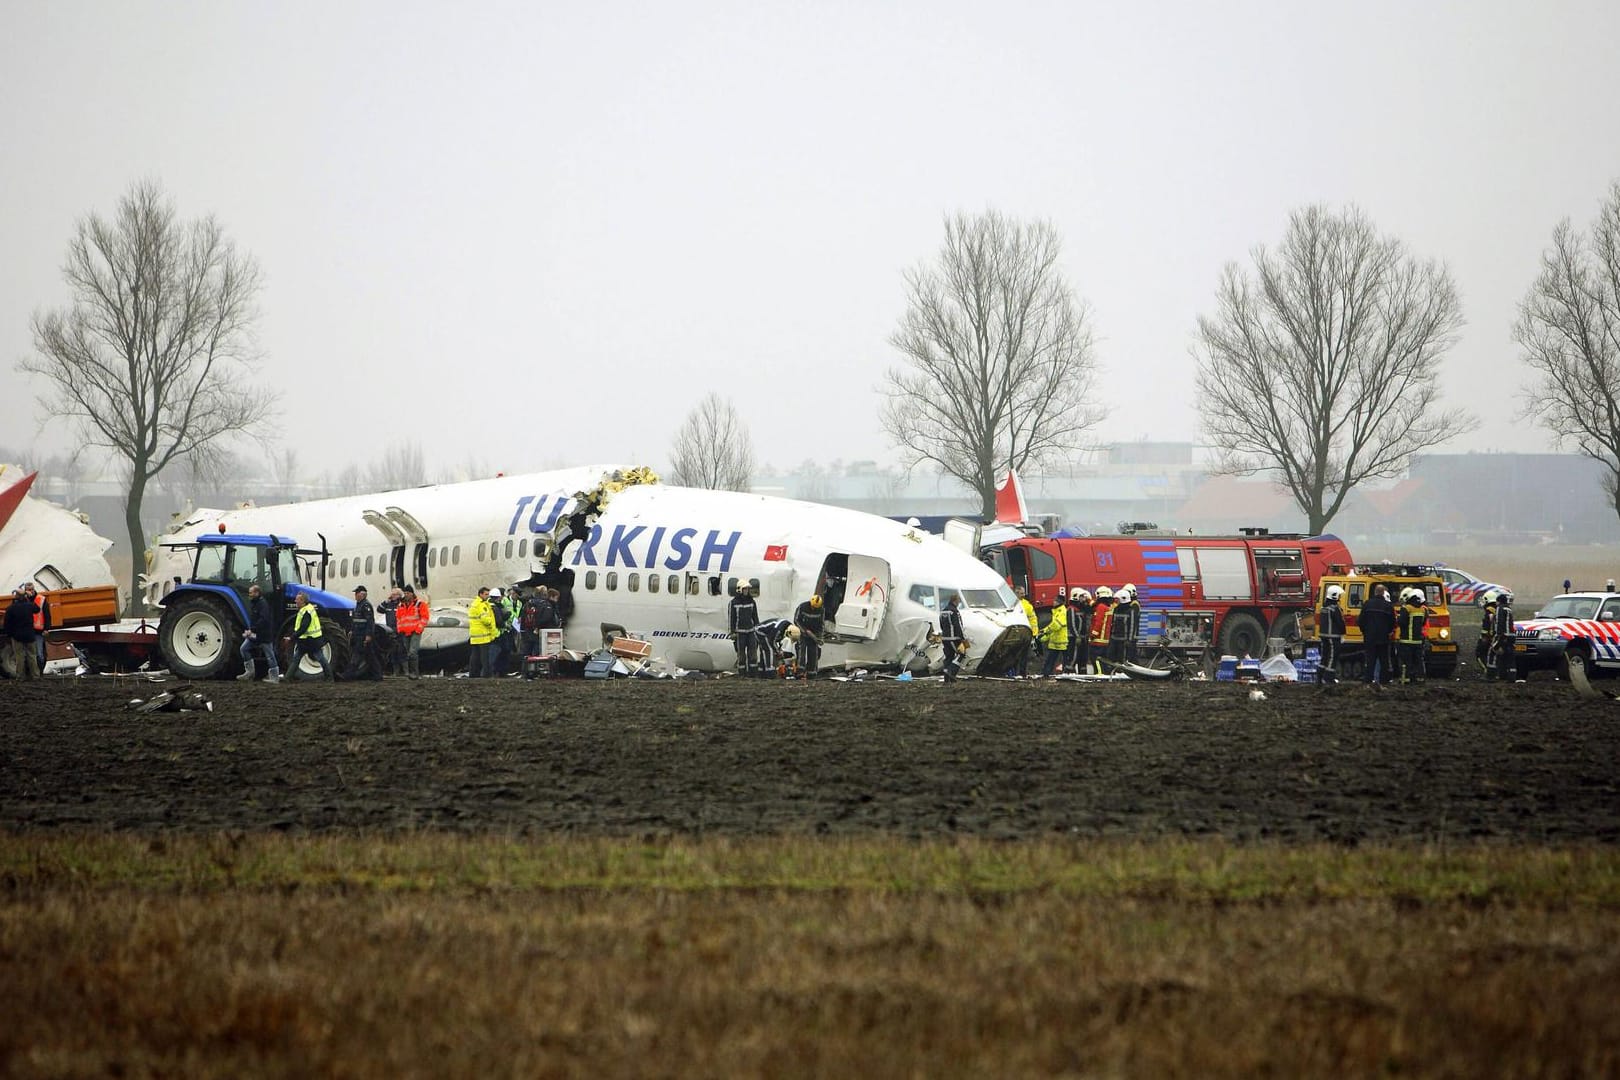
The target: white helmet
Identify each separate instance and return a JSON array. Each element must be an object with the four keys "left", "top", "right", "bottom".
[
  {"left": 1481, "top": 588, "right": 1499, "bottom": 605},
  {"left": 1325, "top": 585, "right": 1343, "bottom": 602},
  {"left": 1095, "top": 585, "right": 1114, "bottom": 601},
  {"left": 1071, "top": 587, "right": 1092, "bottom": 603},
  {"left": 1120, "top": 583, "right": 1136, "bottom": 601}
]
